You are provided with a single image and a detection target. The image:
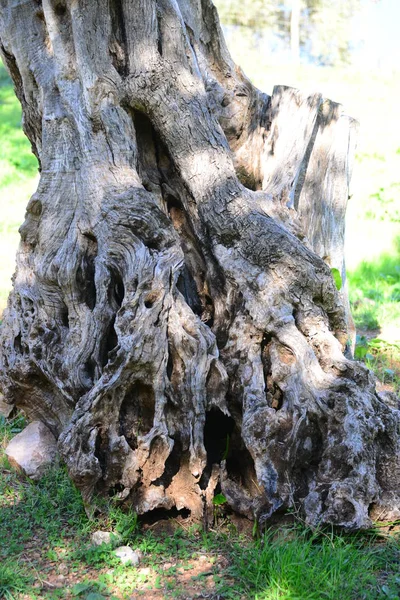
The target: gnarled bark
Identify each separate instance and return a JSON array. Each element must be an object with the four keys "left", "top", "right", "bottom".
[{"left": 0, "top": 0, "right": 399, "bottom": 529}]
